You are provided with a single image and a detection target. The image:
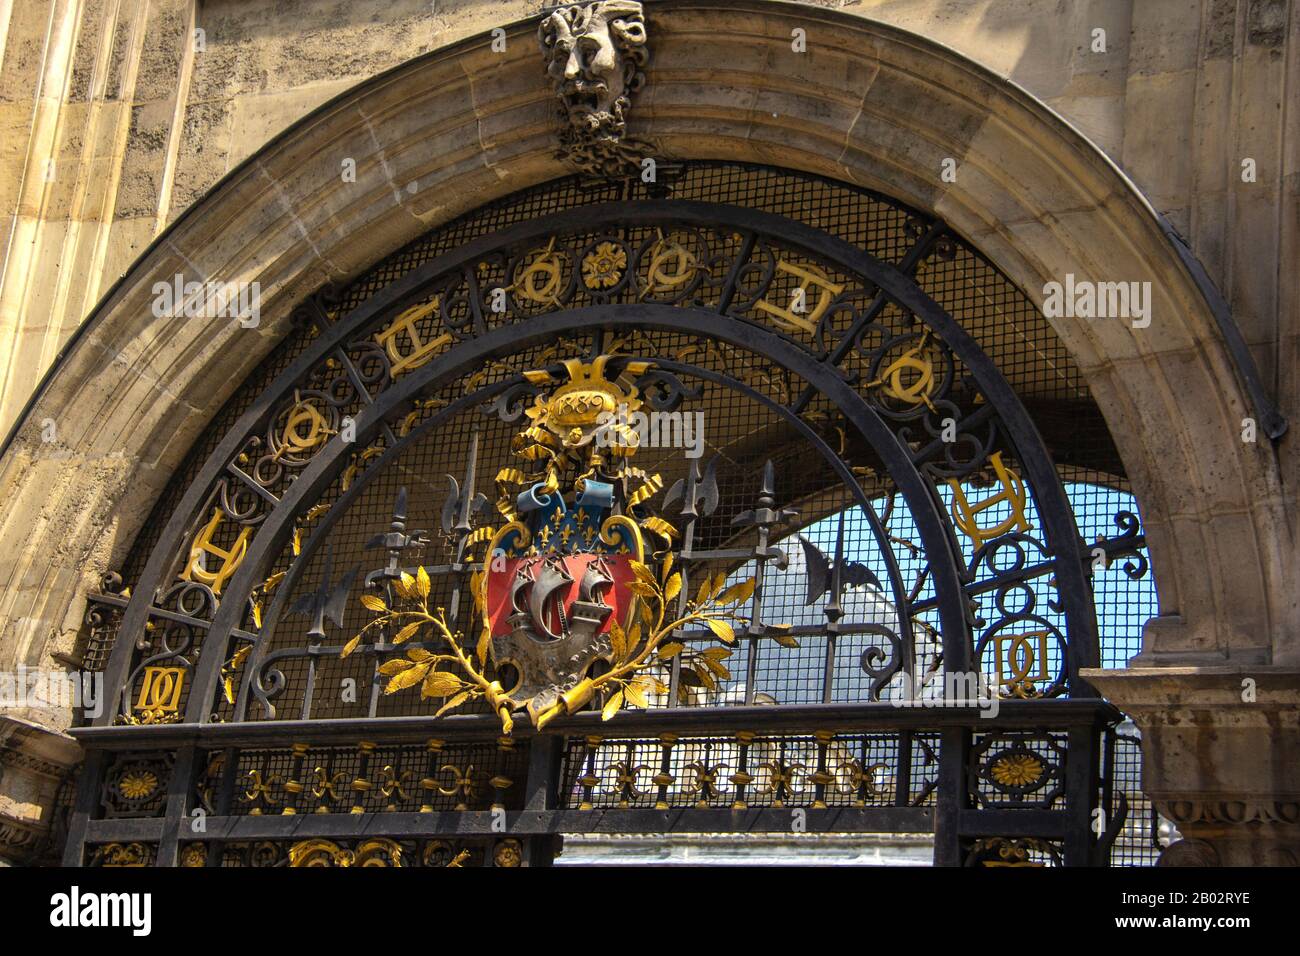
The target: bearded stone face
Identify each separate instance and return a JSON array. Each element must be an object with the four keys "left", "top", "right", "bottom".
[{"left": 539, "top": 2, "right": 649, "bottom": 174}]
